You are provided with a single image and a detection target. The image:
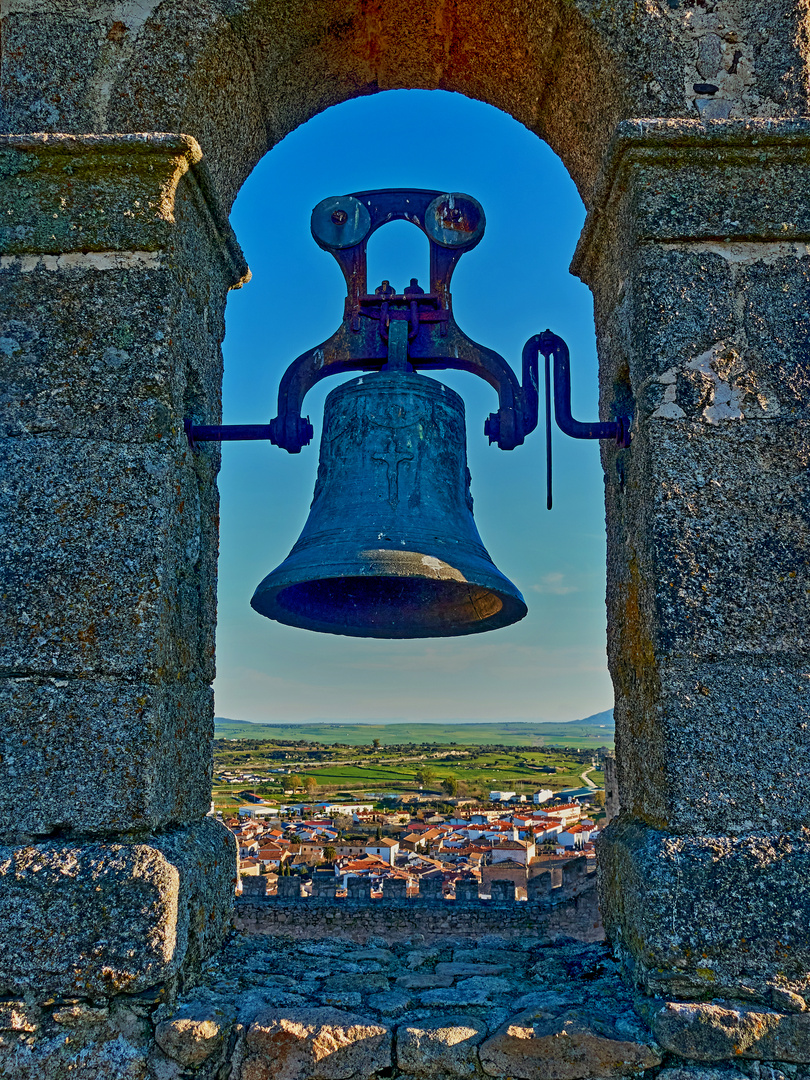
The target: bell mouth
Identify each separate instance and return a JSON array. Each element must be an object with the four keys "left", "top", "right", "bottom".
[{"left": 252, "top": 573, "right": 526, "bottom": 638}]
